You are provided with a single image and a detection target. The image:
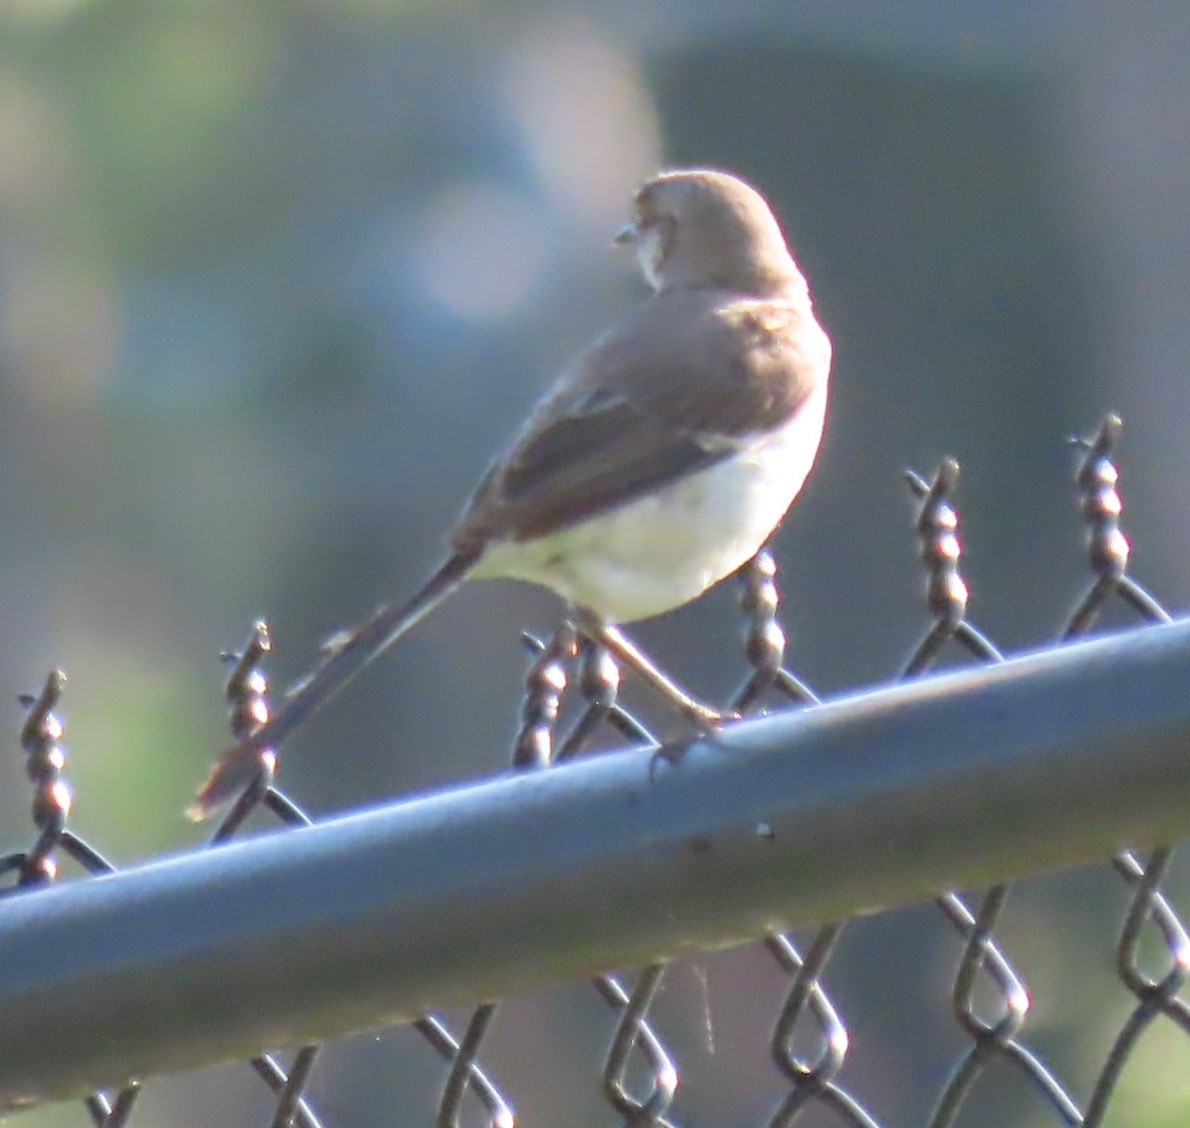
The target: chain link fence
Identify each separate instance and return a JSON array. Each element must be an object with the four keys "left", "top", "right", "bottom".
[{"left": 2, "top": 413, "right": 1188, "bottom": 1127}]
